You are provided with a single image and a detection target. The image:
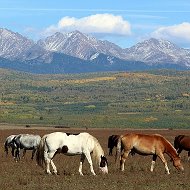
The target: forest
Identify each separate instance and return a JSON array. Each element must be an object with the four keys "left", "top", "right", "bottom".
[{"left": 0, "top": 68, "right": 190, "bottom": 129}]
